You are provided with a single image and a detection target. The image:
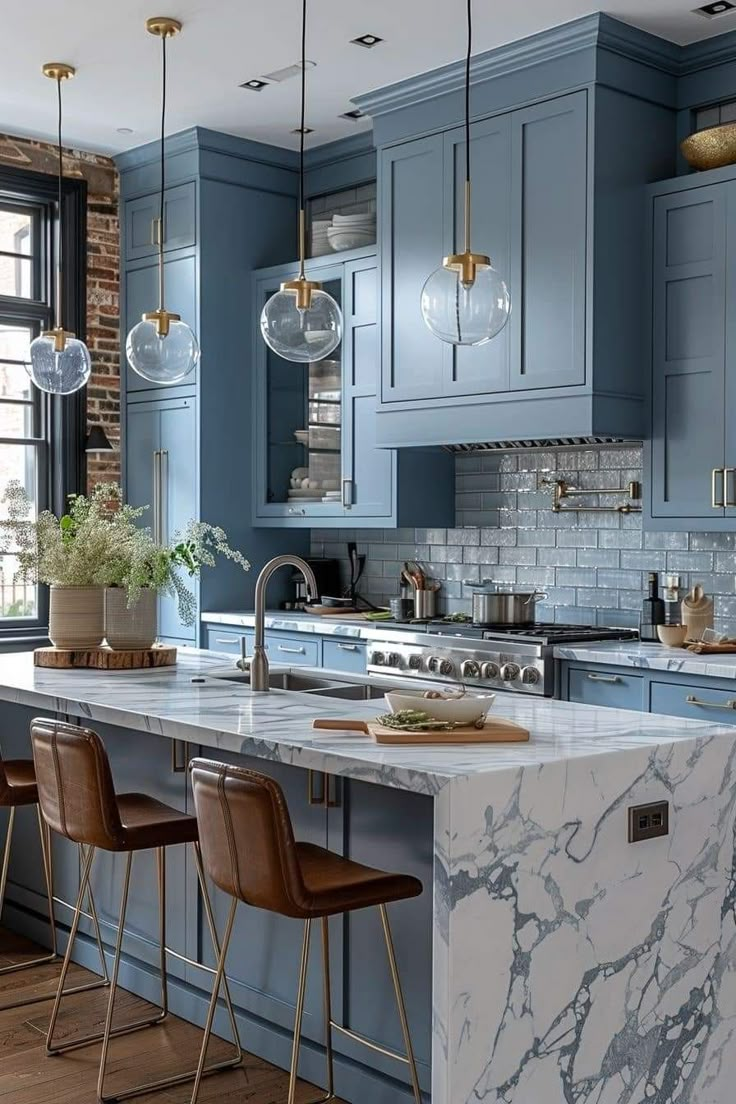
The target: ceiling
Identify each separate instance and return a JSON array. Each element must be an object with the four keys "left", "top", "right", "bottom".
[{"left": 1, "top": 0, "right": 734, "bottom": 157}]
